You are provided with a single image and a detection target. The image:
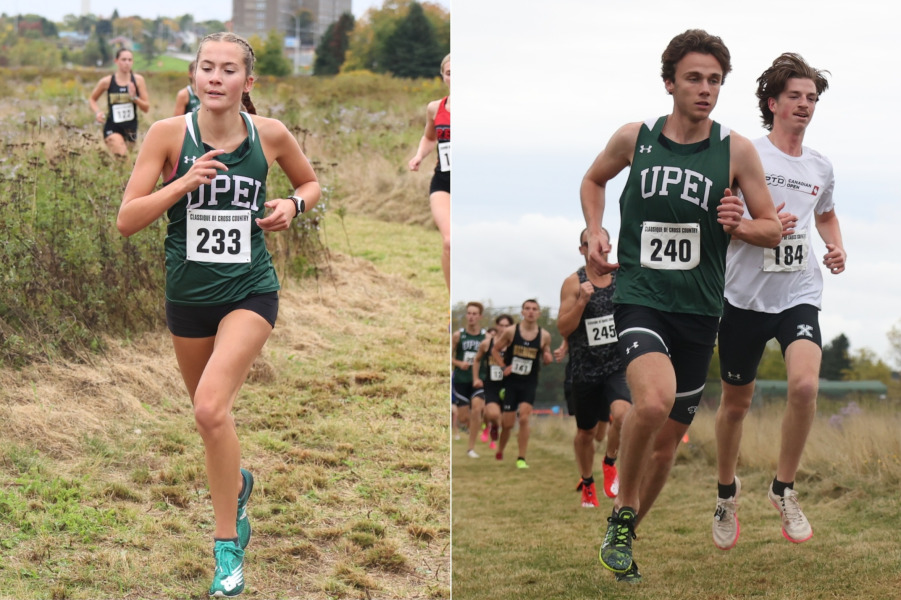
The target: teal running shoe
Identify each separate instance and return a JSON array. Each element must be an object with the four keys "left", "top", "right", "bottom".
[
  {"left": 209, "top": 540, "right": 245, "bottom": 597},
  {"left": 236, "top": 468, "right": 254, "bottom": 550}
]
